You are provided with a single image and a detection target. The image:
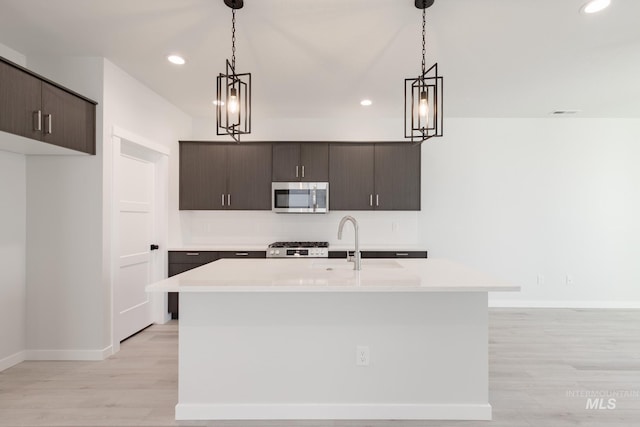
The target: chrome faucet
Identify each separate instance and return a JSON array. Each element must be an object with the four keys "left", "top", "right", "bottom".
[{"left": 337, "top": 215, "right": 361, "bottom": 271}]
